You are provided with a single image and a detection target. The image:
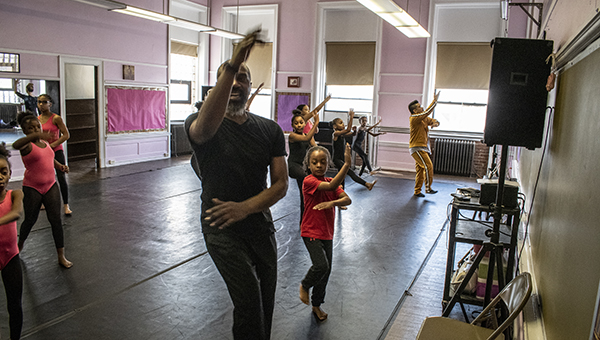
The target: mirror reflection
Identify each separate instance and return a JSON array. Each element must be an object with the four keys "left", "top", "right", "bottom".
[{"left": 0, "top": 78, "right": 60, "bottom": 129}]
